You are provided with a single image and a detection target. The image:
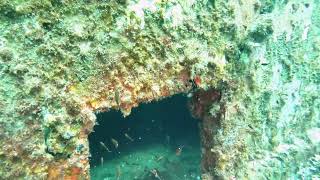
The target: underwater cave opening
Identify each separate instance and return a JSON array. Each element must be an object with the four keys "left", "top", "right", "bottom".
[{"left": 89, "top": 94, "right": 202, "bottom": 180}]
